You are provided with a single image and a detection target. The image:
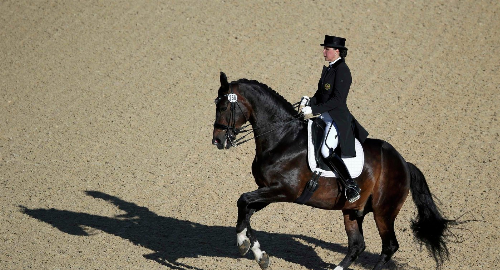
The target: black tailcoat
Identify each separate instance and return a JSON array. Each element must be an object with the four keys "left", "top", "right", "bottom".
[{"left": 310, "top": 58, "right": 369, "bottom": 157}]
